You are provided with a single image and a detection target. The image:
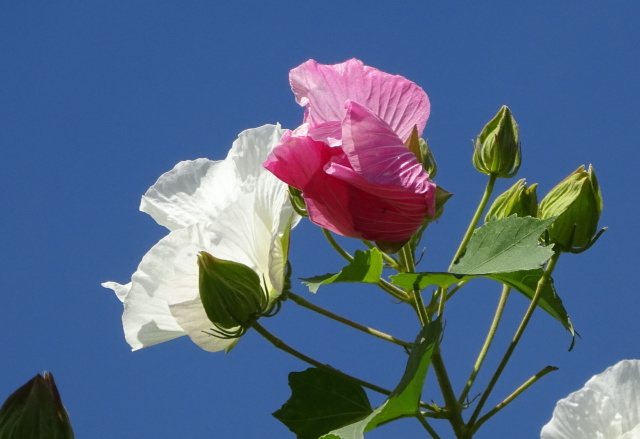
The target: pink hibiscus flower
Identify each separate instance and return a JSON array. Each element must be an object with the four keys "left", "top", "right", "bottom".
[{"left": 264, "top": 59, "right": 436, "bottom": 251}]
